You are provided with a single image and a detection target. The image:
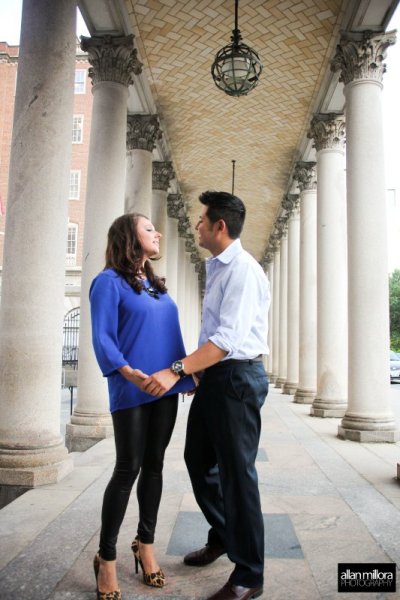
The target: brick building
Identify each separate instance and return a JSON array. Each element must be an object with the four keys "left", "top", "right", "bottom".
[{"left": 0, "top": 40, "right": 92, "bottom": 307}]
